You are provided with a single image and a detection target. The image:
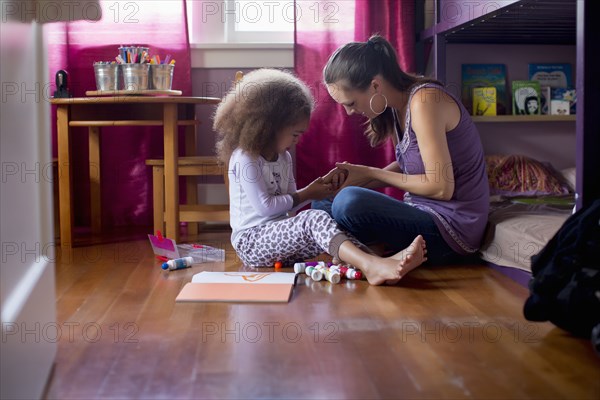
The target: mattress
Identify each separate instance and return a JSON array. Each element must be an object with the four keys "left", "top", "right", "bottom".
[{"left": 479, "top": 201, "right": 572, "bottom": 272}]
